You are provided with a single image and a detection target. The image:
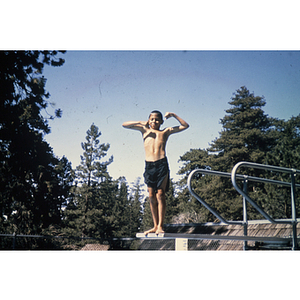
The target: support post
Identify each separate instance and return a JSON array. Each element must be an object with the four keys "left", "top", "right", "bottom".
[
  {"left": 175, "top": 238, "right": 188, "bottom": 251},
  {"left": 290, "top": 171, "right": 298, "bottom": 250},
  {"left": 243, "top": 179, "right": 248, "bottom": 250}
]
